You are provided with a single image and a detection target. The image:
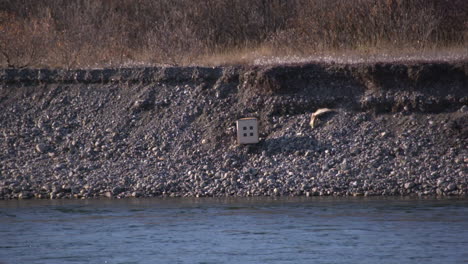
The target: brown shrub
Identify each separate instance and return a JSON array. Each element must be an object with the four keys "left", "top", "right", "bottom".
[{"left": 0, "top": 0, "right": 466, "bottom": 68}]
